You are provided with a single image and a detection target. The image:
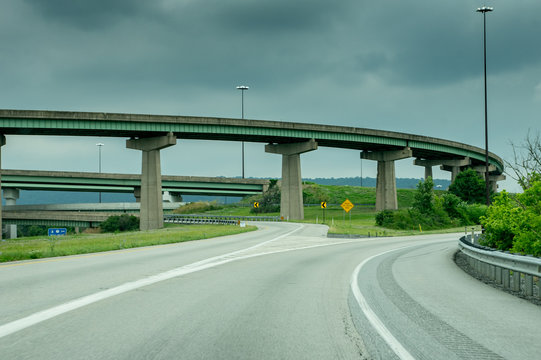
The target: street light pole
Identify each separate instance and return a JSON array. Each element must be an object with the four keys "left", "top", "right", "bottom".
[
  {"left": 477, "top": 6, "right": 493, "bottom": 206},
  {"left": 96, "top": 143, "right": 104, "bottom": 203},
  {"left": 236, "top": 85, "right": 249, "bottom": 179}
]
